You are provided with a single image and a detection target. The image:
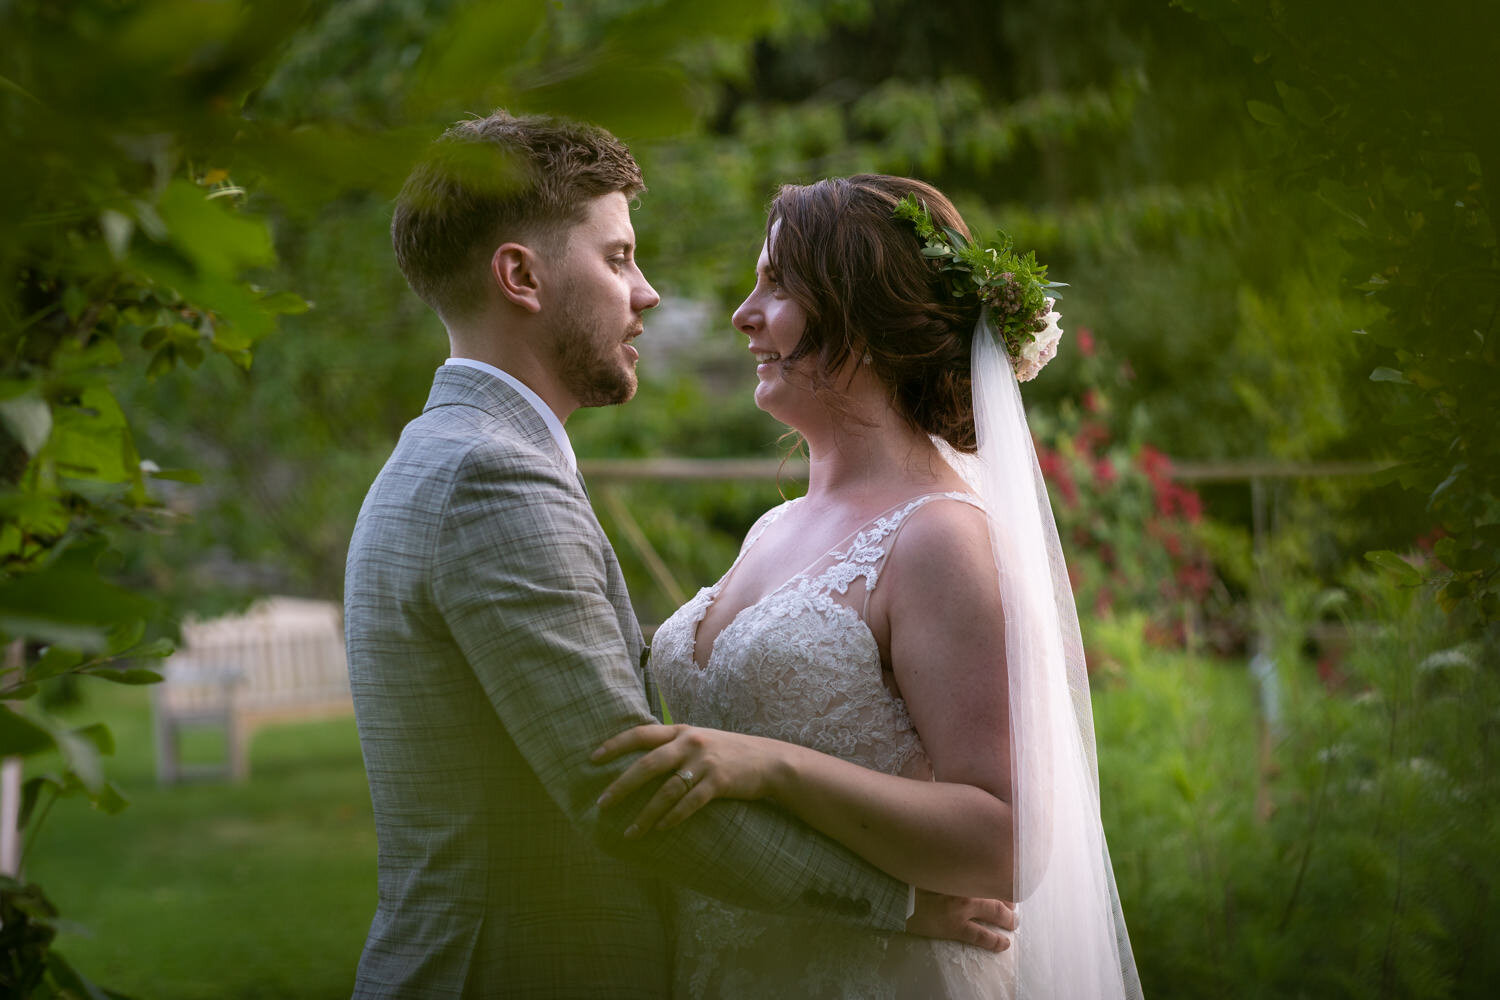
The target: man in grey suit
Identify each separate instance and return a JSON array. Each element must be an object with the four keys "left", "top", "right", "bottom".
[{"left": 346, "top": 111, "right": 994, "bottom": 998}]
